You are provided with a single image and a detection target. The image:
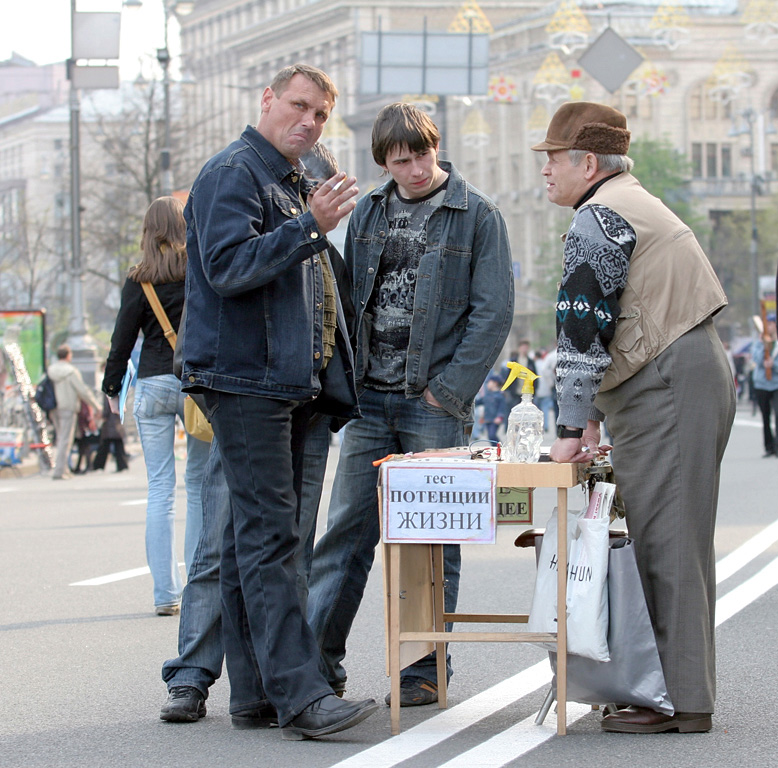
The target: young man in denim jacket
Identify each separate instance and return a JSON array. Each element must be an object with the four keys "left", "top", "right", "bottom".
[
  {"left": 180, "top": 64, "right": 377, "bottom": 740},
  {"left": 307, "top": 102, "right": 514, "bottom": 706}
]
